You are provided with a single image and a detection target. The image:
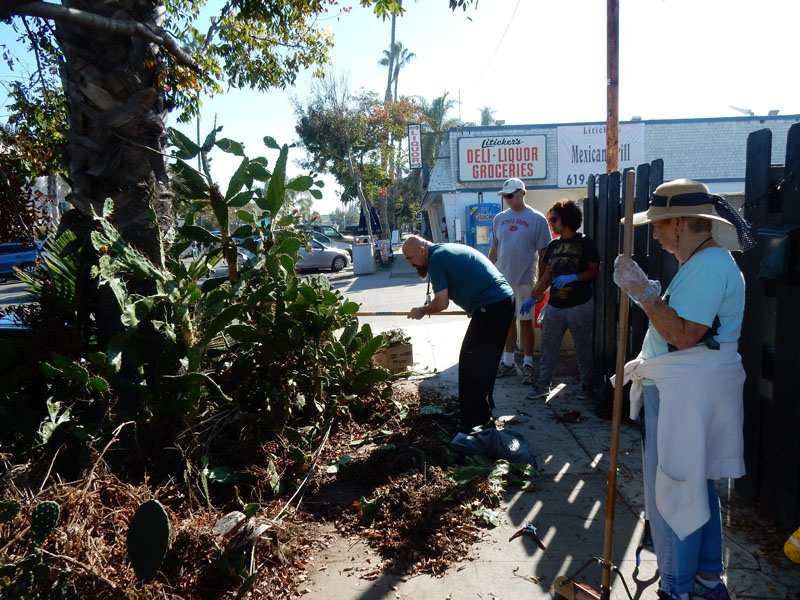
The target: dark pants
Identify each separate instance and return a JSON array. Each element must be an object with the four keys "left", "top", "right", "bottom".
[{"left": 458, "top": 296, "right": 515, "bottom": 430}]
